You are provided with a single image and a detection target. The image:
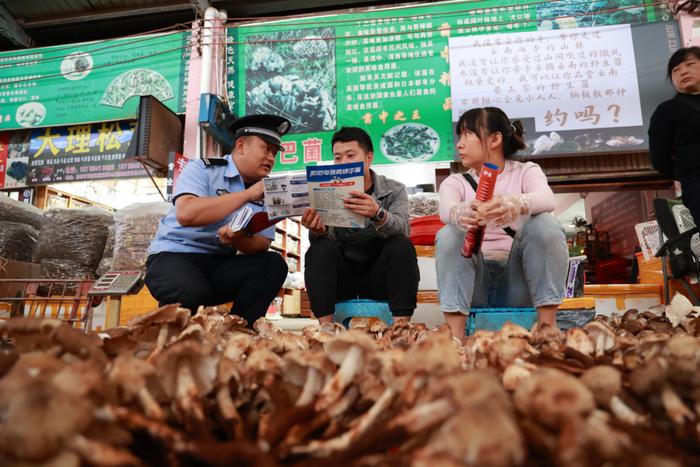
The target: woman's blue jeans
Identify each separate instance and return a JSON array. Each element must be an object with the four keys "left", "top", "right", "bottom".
[{"left": 435, "top": 213, "right": 568, "bottom": 314}]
